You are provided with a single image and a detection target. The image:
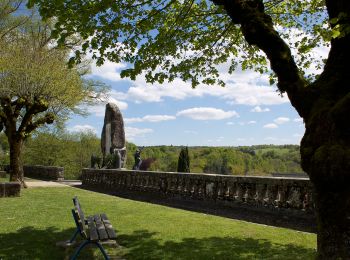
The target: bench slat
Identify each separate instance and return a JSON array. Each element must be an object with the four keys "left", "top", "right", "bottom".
[
  {"left": 73, "top": 197, "right": 86, "bottom": 224},
  {"left": 72, "top": 210, "right": 88, "bottom": 239},
  {"left": 87, "top": 216, "right": 99, "bottom": 241},
  {"left": 94, "top": 214, "right": 109, "bottom": 240},
  {"left": 101, "top": 213, "right": 117, "bottom": 239}
]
